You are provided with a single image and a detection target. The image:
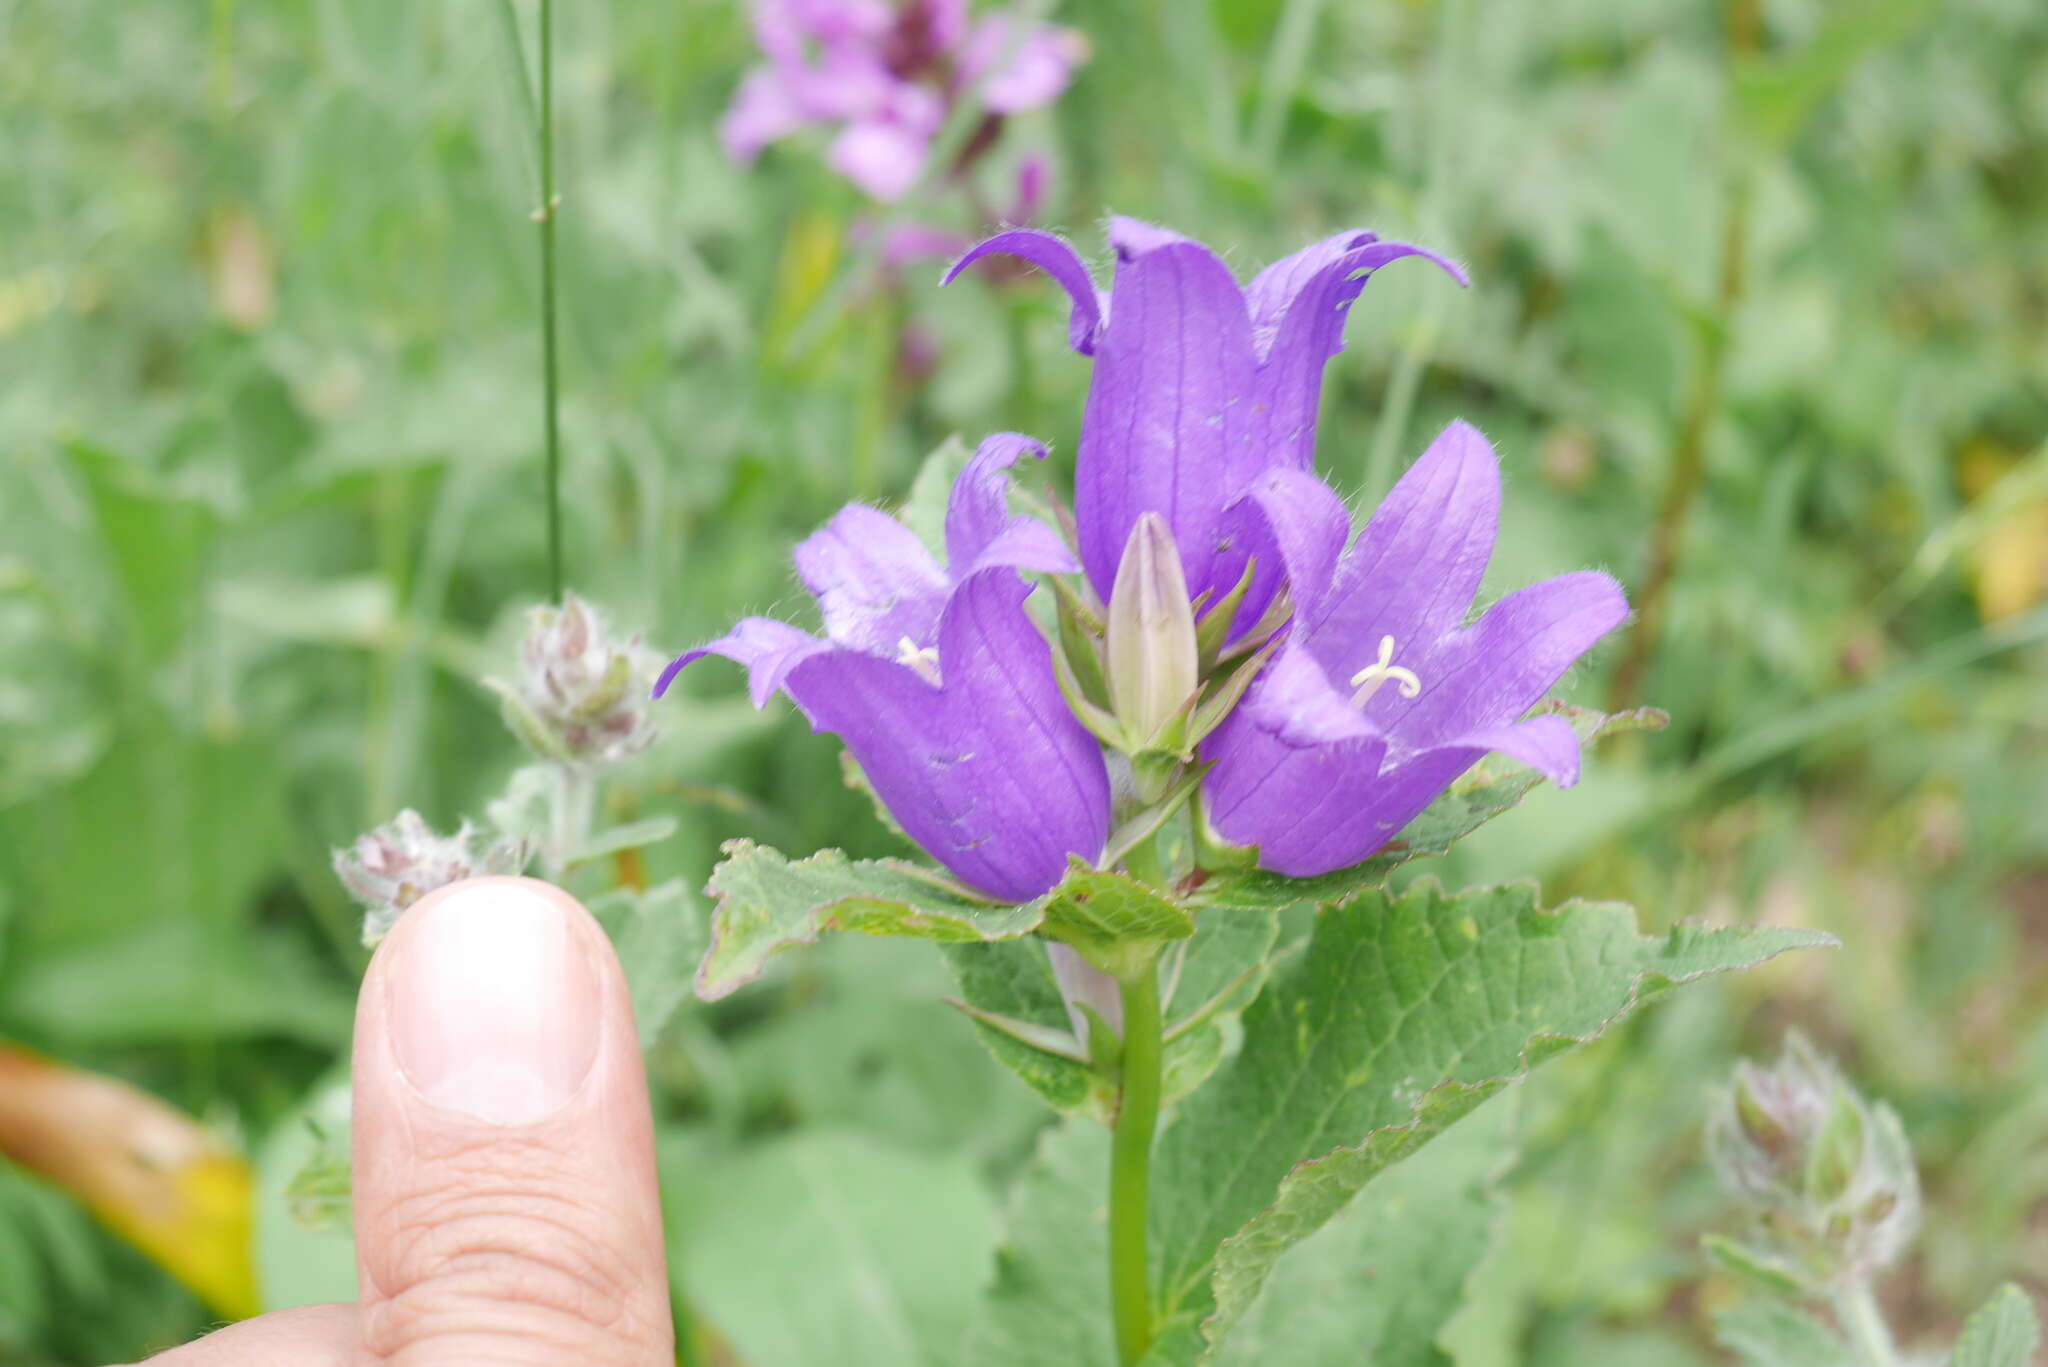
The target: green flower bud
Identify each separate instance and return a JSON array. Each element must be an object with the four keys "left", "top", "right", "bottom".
[
  {"left": 1706, "top": 1032, "right": 1920, "bottom": 1287},
  {"left": 1104, "top": 513, "right": 1199, "bottom": 752}
]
